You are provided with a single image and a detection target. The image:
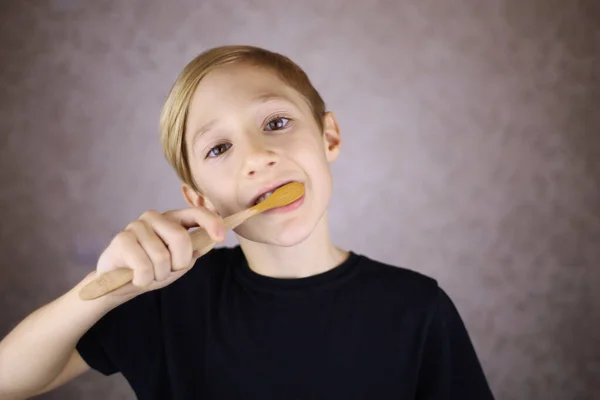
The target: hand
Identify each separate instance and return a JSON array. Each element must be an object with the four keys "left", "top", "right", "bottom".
[{"left": 94, "top": 207, "right": 225, "bottom": 298}]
